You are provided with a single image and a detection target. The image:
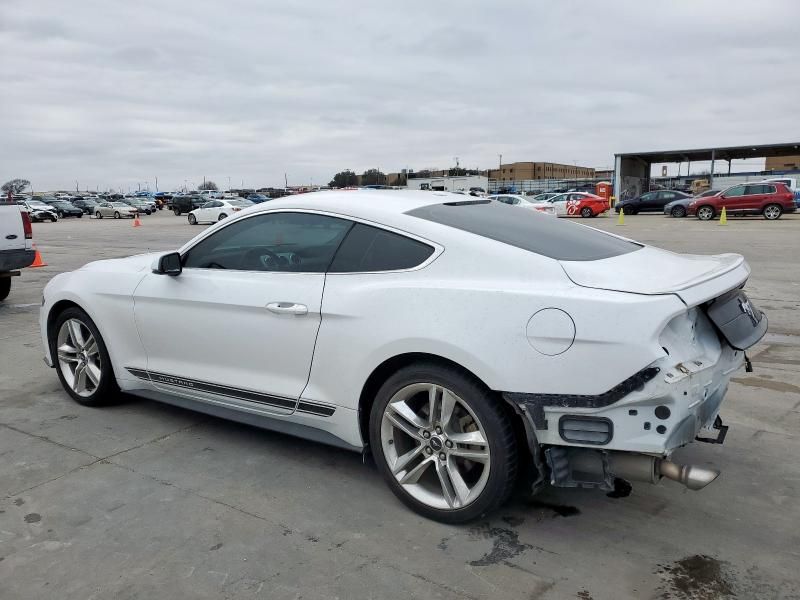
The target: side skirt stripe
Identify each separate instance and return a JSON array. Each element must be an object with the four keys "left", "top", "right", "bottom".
[{"left": 125, "top": 367, "right": 335, "bottom": 417}]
